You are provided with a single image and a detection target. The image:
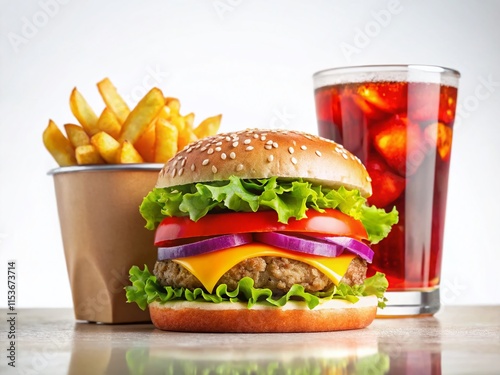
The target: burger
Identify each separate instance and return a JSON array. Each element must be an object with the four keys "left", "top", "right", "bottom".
[{"left": 126, "top": 129, "right": 398, "bottom": 332}]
